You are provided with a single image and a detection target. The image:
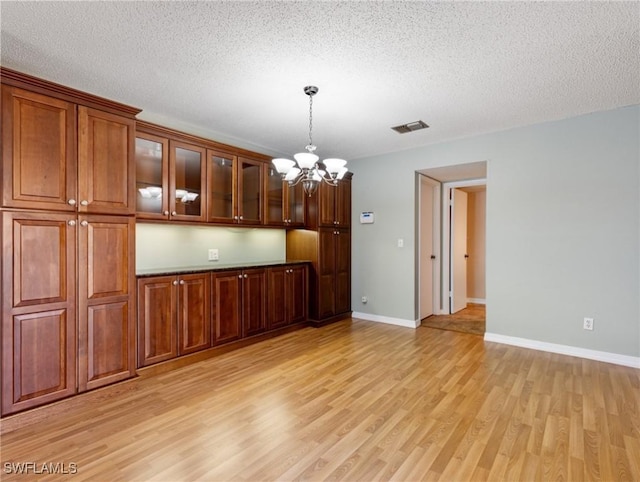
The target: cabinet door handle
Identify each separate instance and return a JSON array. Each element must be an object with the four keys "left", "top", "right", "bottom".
[
  {"left": 179, "top": 280, "right": 185, "bottom": 285},
  {"left": 172, "top": 211, "right": 177, "bottom": 216},
  {"left": 234, "top": 215, "right": 238, "bottom": 220},
  {"left": 68, "top": 199, "right": 76, "bottom": 206},
  {"left": 244, "top": 274, "right": 248, "bottom": 278},
  {"left": 164, "top": 210, "right": 170, "bottom": 216},
  {"left": 238, "top": 274, "right": 242, "bottom": 279},
  {"left": 80, "top": 200, "right": 89, "bottom": 206},
  {"left": 239, "top": 215, "right": 243, "bottom": 220},
  {"left": 80, "top": 220, "right": 89, "bottom": 227},
  {"left": 68, "top": 220, "right": 76, "bottom": 226},
  {"left": 173, "top": 280, "right": 179, "bottom": 286}
]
